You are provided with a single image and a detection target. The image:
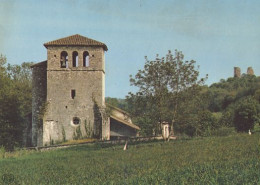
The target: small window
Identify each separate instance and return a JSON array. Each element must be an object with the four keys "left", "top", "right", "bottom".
[
  {"left": 71, "top": 89, "right": 76, "bottom": 99},
  {"left": 83, "top": 51, "right": 89, "bottom": 67},
  {"left": 72, "top": 51, "right": 78, "bottom": 67},
  {"left": 60, "top": 51, "right": 68, "bottom": 68},
  {"left": 73, "top": 117, "right": 80, "bottom": 125}
]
